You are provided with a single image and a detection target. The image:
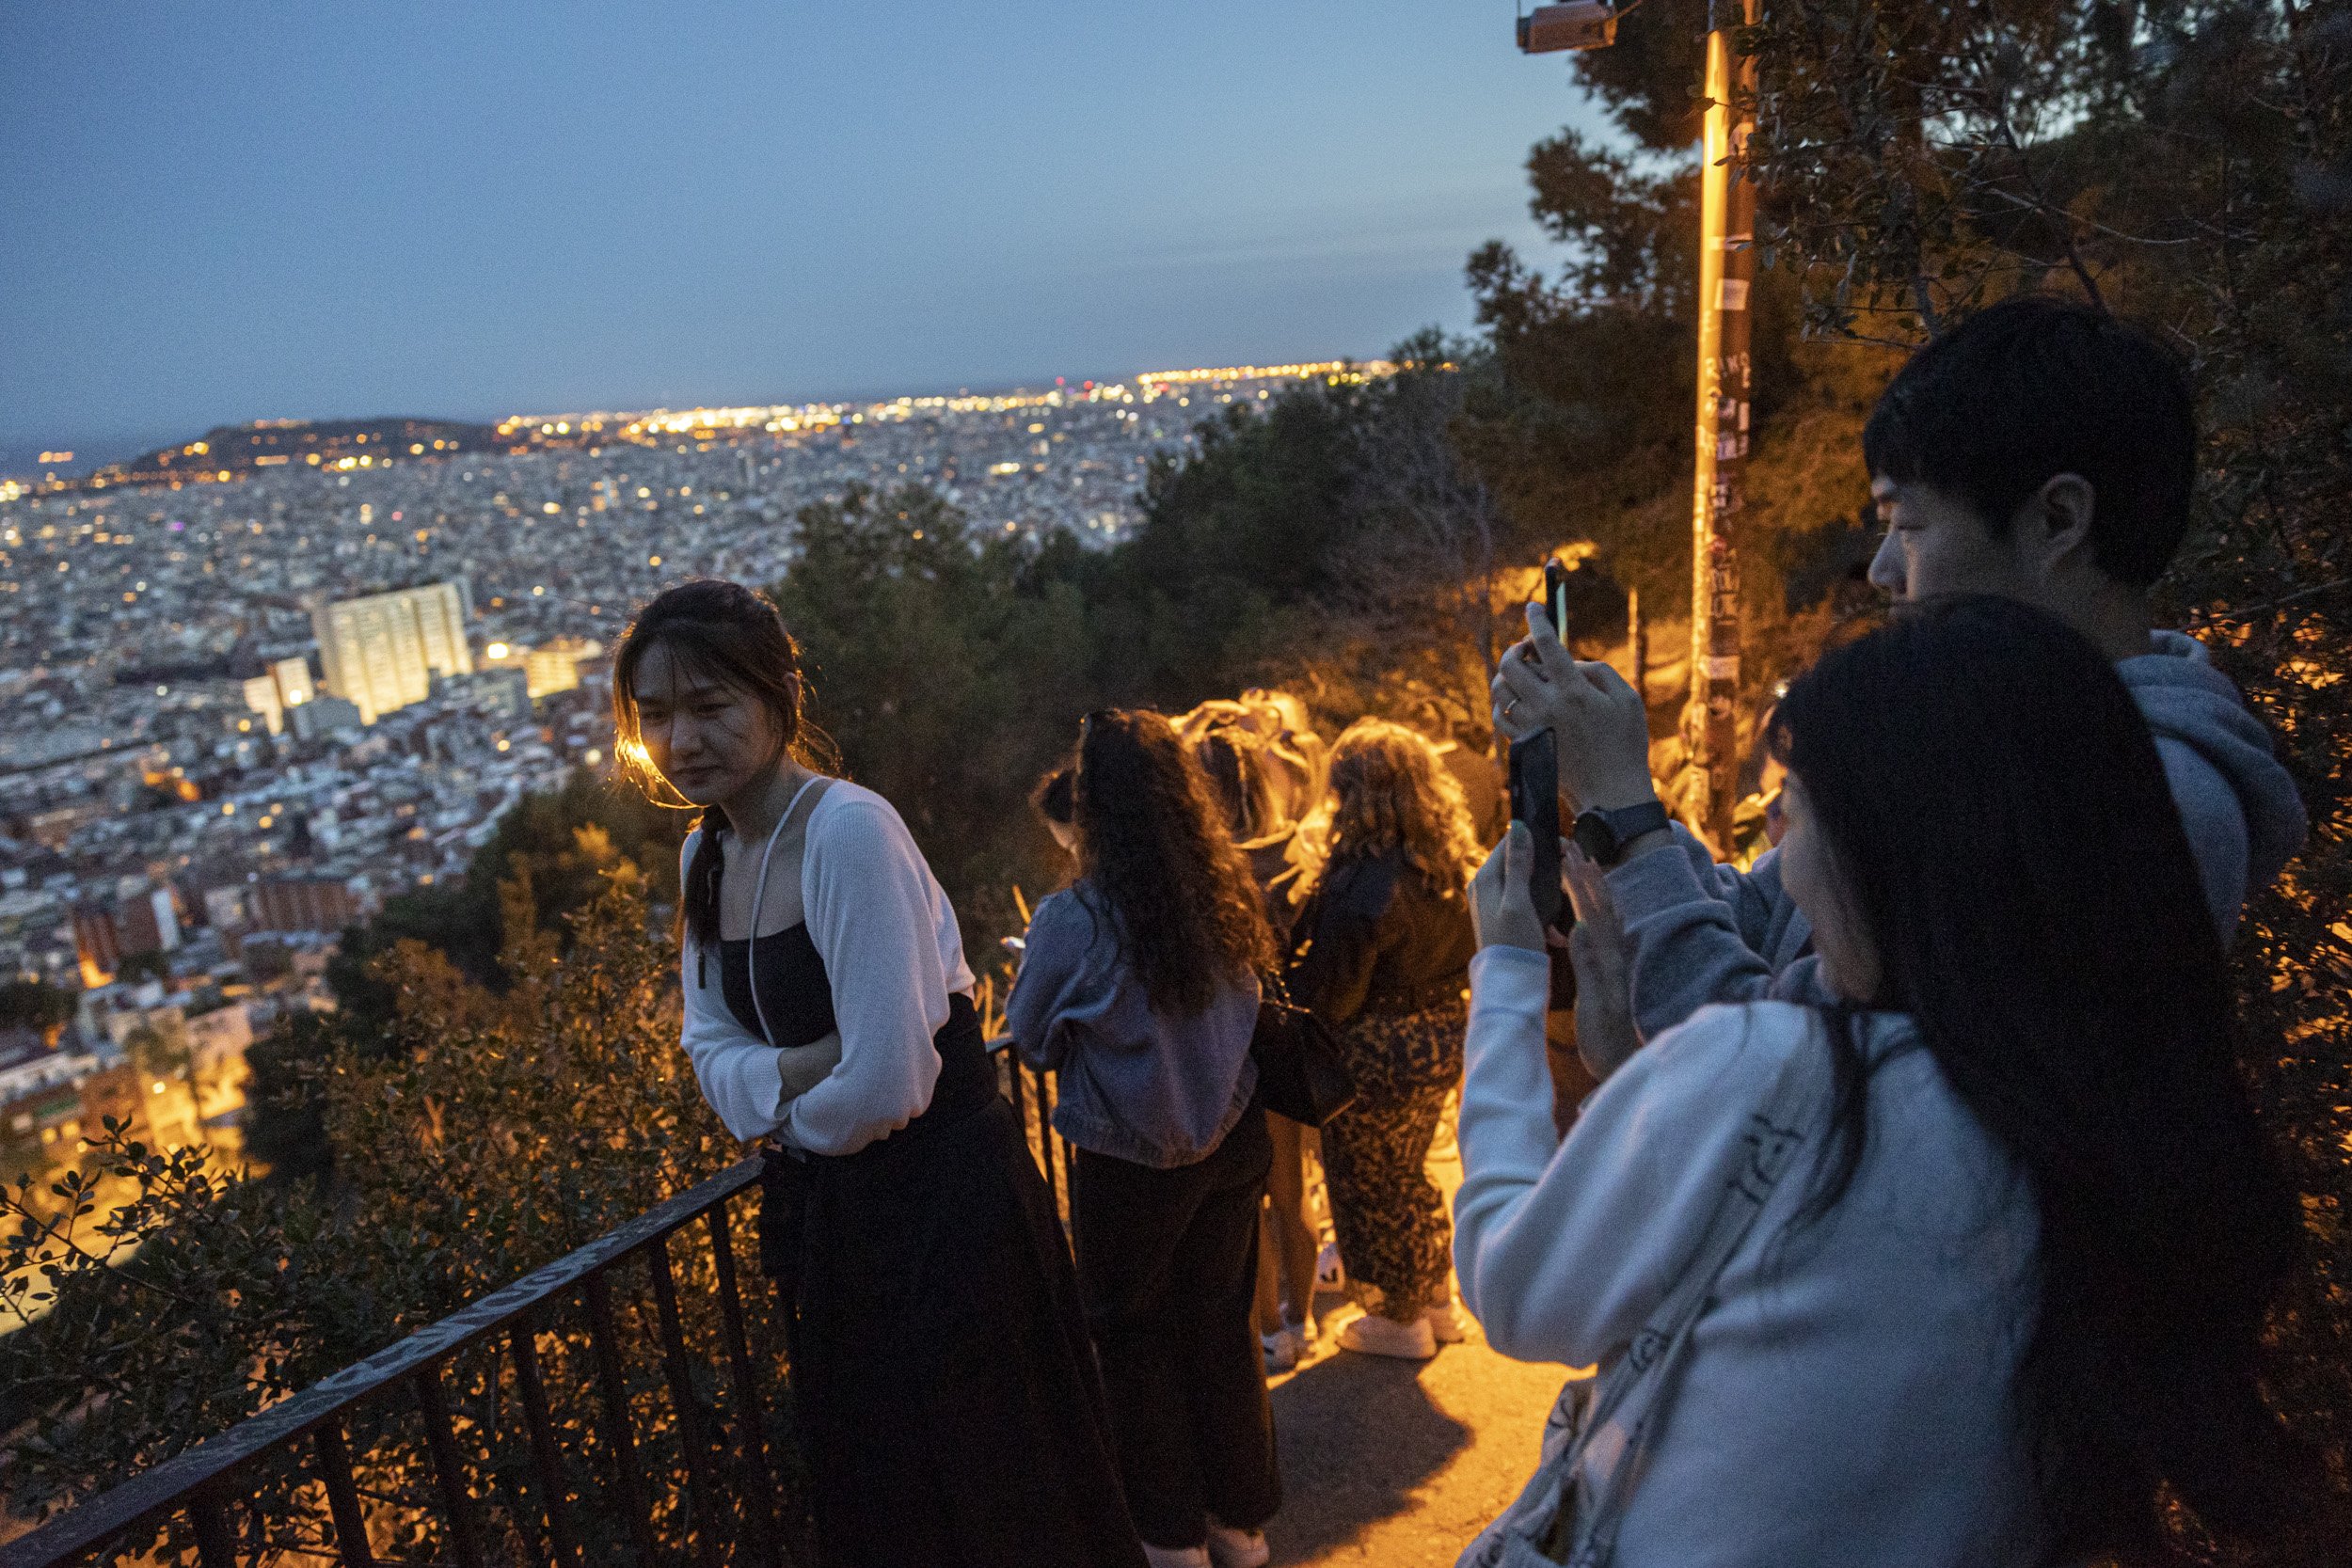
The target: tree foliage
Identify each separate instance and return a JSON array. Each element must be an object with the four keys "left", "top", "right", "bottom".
[
  {"left": 771, "top": 481, "right": 1101, "bottom": 953},
  {"left": 328, "top": 768, "right": 688, "bottom": 1011},
  {"left": 4, "top": 869, "right": 803, "bottom": 1561}
]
